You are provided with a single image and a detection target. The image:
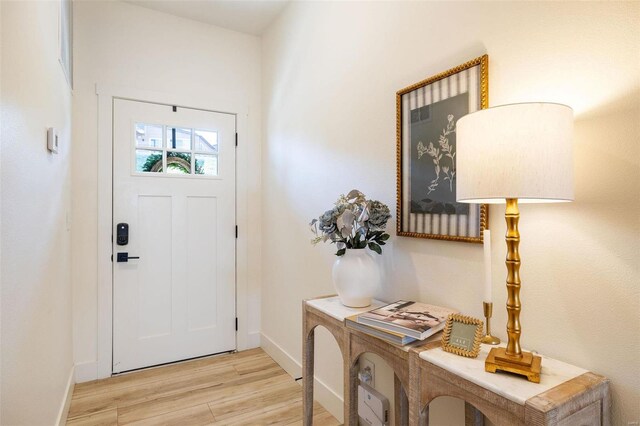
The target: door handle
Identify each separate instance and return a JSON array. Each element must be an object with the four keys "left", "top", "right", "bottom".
[{"left": 117, "top": 252, "right": 140, "bottom": 263}]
